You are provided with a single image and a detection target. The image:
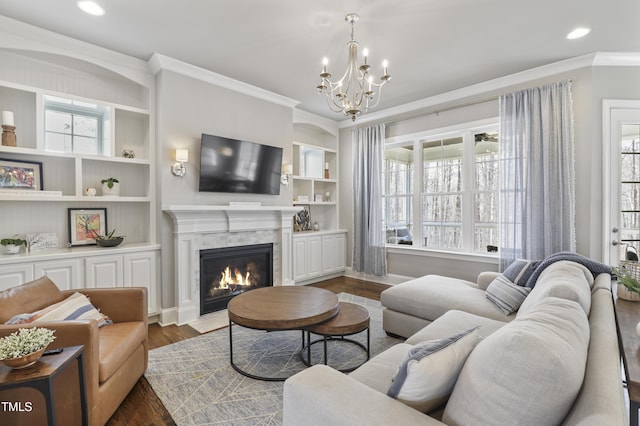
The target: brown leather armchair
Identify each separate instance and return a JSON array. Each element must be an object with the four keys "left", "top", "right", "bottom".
[{"left": 0, "top": 276, "right": 148, "bottom": 426}]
